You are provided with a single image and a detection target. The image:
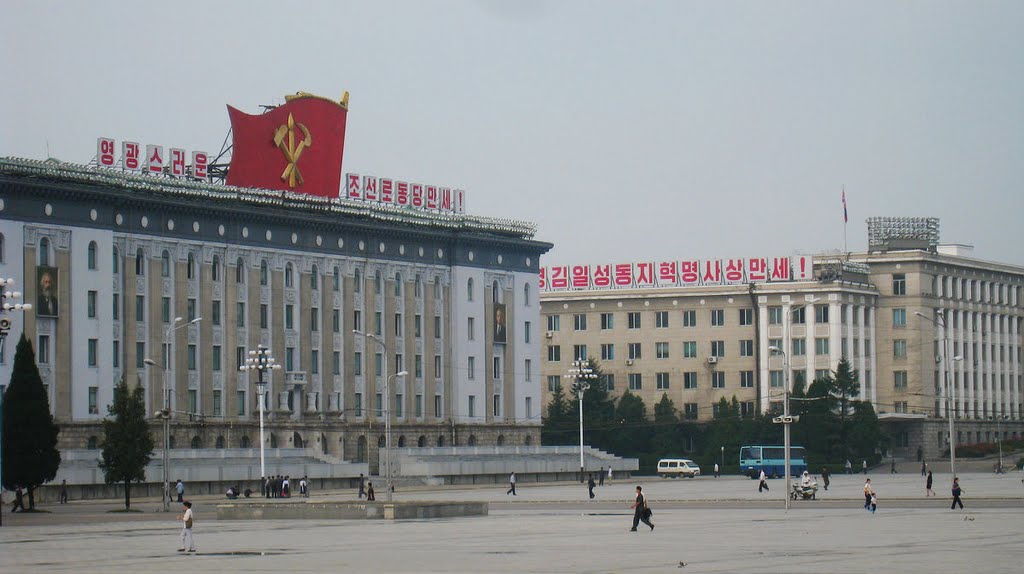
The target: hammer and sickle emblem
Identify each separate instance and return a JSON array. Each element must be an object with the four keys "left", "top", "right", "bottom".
[{"left": 274, "top": 113, "right": 312, "bottom": 187}]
